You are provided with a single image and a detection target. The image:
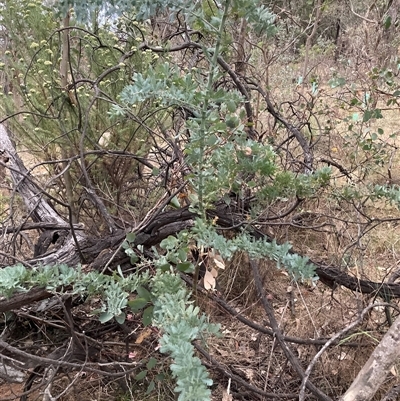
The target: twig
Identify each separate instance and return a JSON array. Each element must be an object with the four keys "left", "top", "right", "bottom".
[
  {"left": 101, "top": 183, "right": 187, "bottom": 273},
  {"left": 194, "top": 342, "right": 298, "bottom": 399},
  {"left": 250, "top": 259, "right": 332, "bottom": 401},
  {"left": 0, "top": 339, "right": 142, "bottom": 377},
  {"left": 299, "top": 302, "right": 391, "bottom": 401},
  {"left": 349, "top": 0, "right": 377, "bottom": 23}
]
